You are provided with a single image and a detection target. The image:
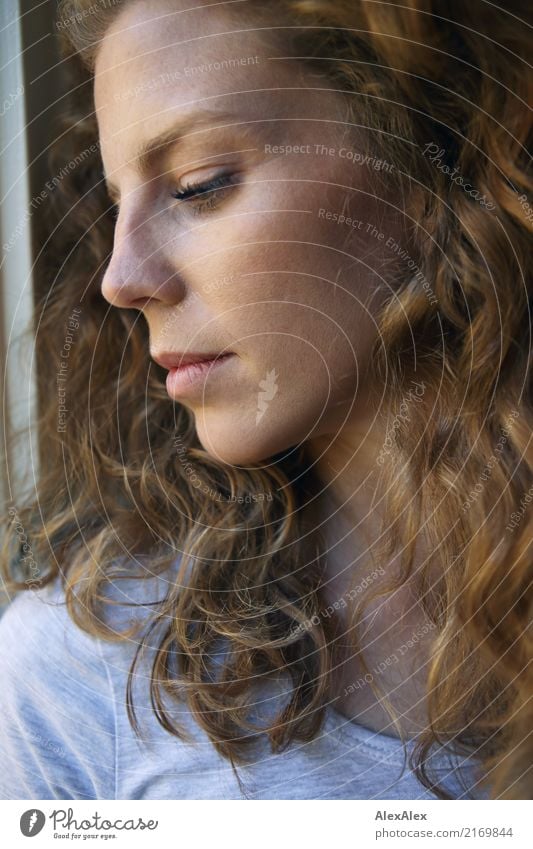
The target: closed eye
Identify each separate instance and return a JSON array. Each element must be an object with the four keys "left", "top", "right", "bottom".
[{"left": 171, "top": 173, "right": 240, "bottom": 215}]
